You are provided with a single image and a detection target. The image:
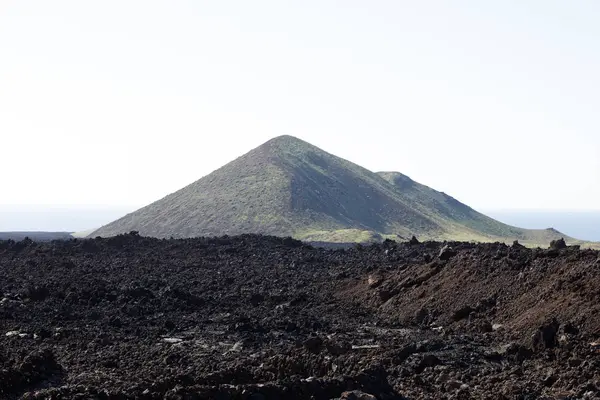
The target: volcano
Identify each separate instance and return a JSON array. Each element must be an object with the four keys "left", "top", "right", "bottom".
[{"left": 91, "top": 135, "right": 574, "bottom": 245}]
